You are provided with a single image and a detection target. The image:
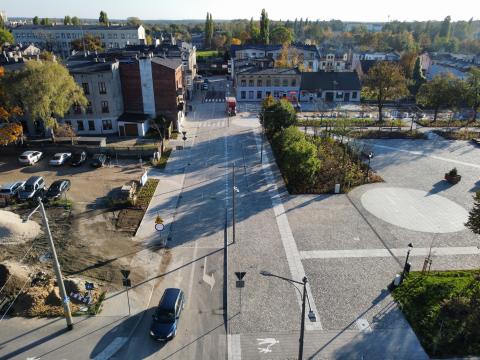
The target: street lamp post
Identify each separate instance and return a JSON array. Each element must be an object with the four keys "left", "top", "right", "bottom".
[
  {"left": 25, "top": 198, "right": 73, "bottom": 330},
  {"left": 260, "top": 271, "right": 316, "bottom": 360},
  {"left": 401, "top": 243, "right": 413, "bottom": 282},
  {"left": 365, "top": 152, "right": 374, "bottom": 182}
]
